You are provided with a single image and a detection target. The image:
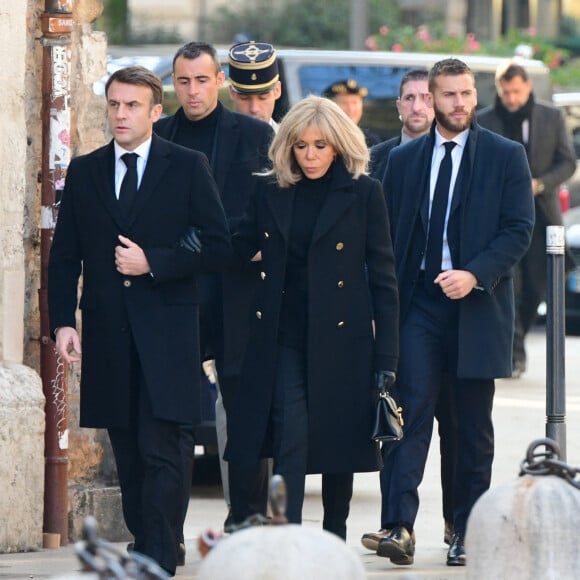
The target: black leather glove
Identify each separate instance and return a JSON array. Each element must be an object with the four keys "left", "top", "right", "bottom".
[
  {"left": 374, "top": 370, "right": 396, "bottom": 392},
  {"left": 179, "top": 226, "right": 202, "bottom": 254}
]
